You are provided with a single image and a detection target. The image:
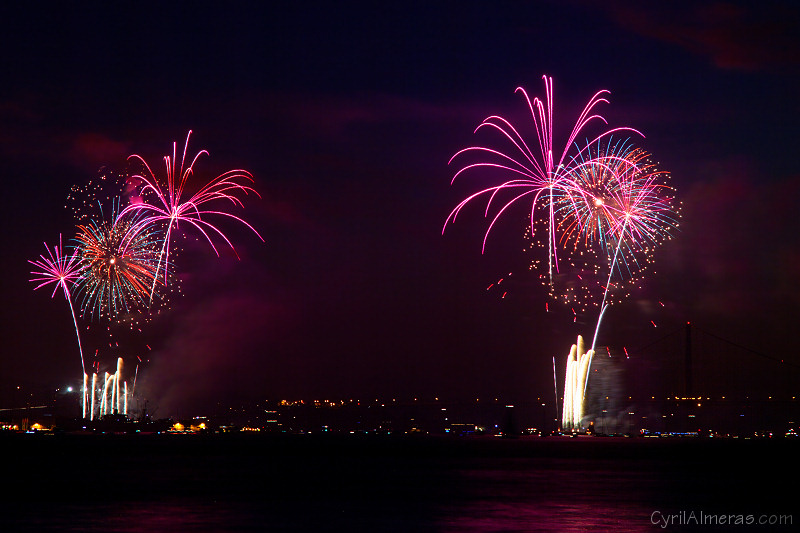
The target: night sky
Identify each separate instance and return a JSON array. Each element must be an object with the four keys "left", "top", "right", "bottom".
[{"left": 2, "top": 1, "right": 799, "bottom": 416}]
